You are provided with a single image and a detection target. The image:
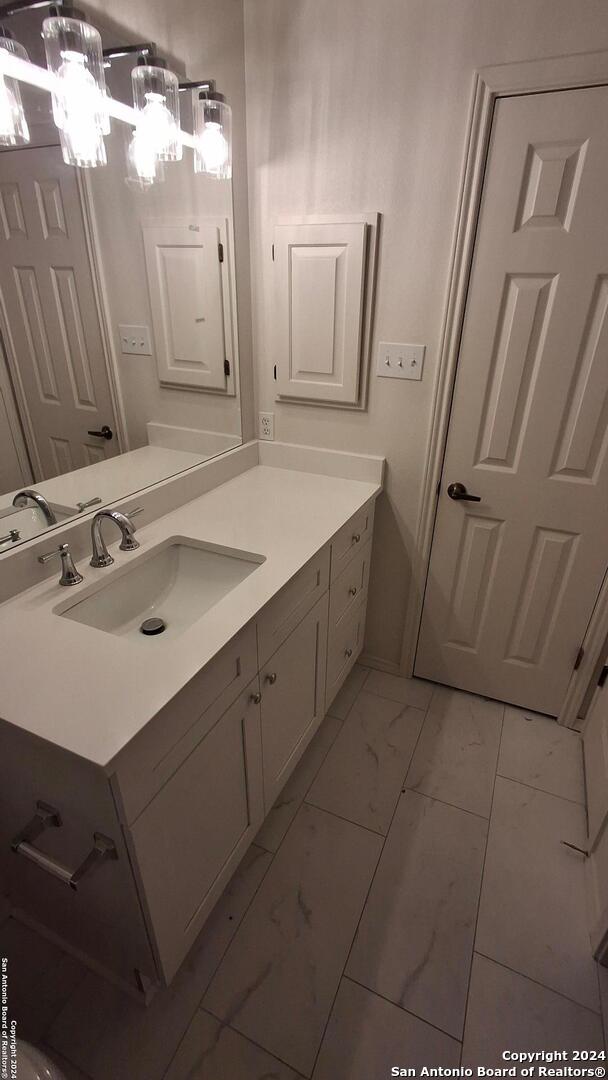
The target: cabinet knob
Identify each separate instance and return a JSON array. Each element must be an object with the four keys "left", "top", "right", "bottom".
[
  {"left": 352, "top": 533, "right": 361, "bottom": 544},
  {"left": 265, "top": 672, "right": 277, "bottom": 685},
  {"left": 250, "top": 691, "right": 262, "bottom": 705},
  {"left": 349, "top": 585, "right": 358, "bottom": 597},
  {"left": 345, "top": 647, "right": 353, "bottom": 659}
]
